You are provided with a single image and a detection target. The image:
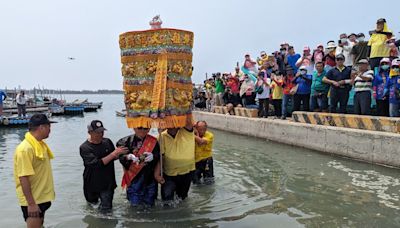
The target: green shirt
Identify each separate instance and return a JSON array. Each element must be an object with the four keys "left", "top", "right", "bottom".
[
  {"left": 311, "top": 70, "right": 330, "bottom": 95},
  {"left": 215, "top": 79, "right": 225, "bottom": 93}
]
